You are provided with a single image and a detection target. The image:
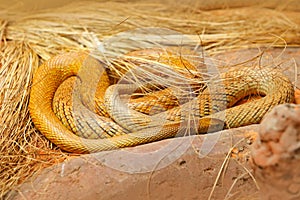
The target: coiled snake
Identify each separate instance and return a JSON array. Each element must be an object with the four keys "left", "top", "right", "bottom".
[{"left": 29, "top": 50, "right": 295, "bottom": 153}]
